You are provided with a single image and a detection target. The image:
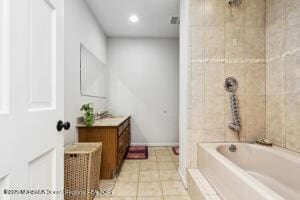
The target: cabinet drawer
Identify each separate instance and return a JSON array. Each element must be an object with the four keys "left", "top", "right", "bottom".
[
  {"left": 118, "top": 126, "right": 123, "bottom": 136},
  {"left": 118, "top": 134, "right": 124, "bottom": 150},
  {"left": 123, "top": 120, "right": 129, "bottom": 129},
  {"left": 117, "top": 146, "right": 126, "bottom": 167}
]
